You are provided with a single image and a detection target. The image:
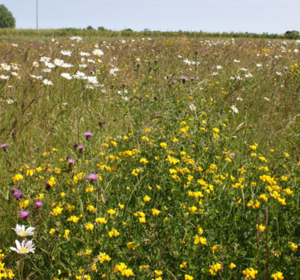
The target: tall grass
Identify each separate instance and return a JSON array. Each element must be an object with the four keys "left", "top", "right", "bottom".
[{"left": 0, "top": 36, "right": 300, "bottom": 279}]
